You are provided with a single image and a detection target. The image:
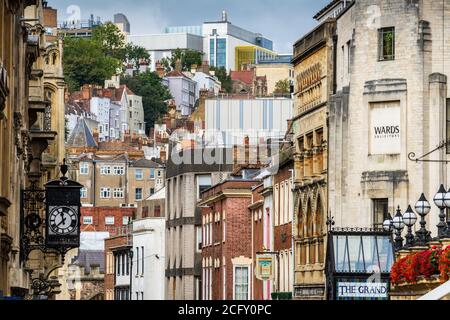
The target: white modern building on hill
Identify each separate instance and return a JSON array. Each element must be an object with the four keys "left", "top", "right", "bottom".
[
  {"left": 126, "top": 33, "right": 204, "bottom": 72},
  {"left": 126, "top": 11, "right": 279, "bottom": 72}
]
